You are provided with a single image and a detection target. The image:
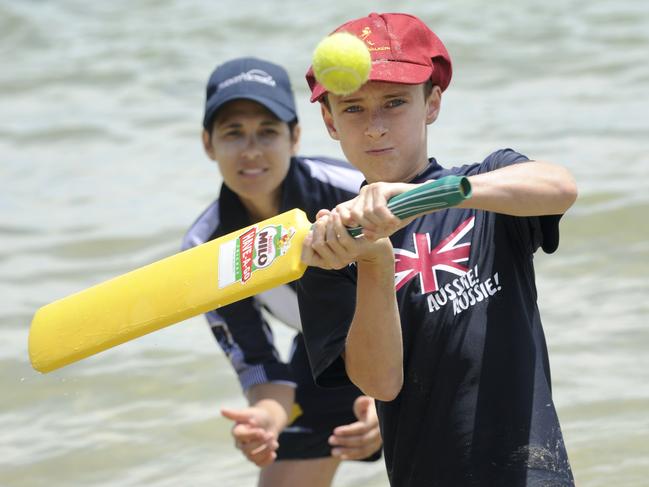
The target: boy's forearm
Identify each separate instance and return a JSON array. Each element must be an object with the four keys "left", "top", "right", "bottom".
[
  {"left": 458, "top": 160, "right": 578, "bottom": 216},
  {"left": 344, "top": 242, "right": 403, "bottom": 402}
]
